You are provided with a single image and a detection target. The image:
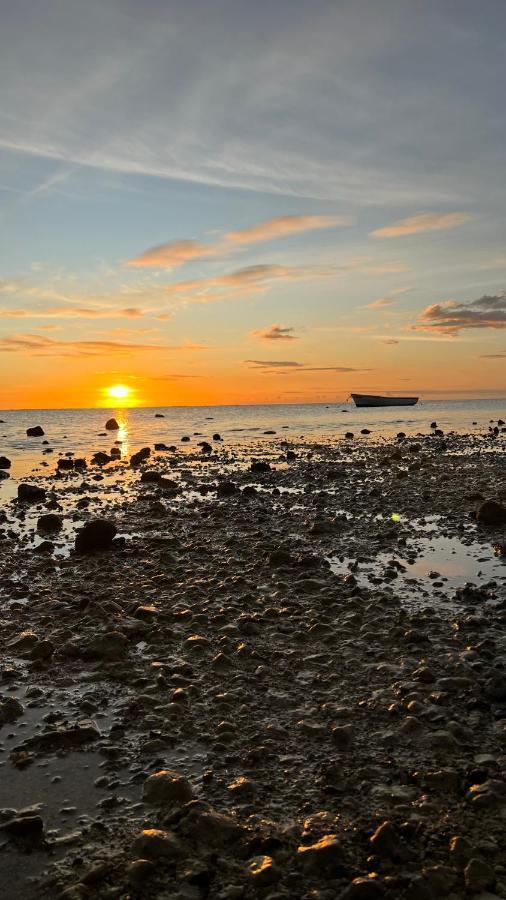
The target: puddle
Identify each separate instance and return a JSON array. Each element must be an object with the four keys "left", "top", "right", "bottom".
[{"left": 330, "top": 531, "right": 506, "bottom": 605}]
